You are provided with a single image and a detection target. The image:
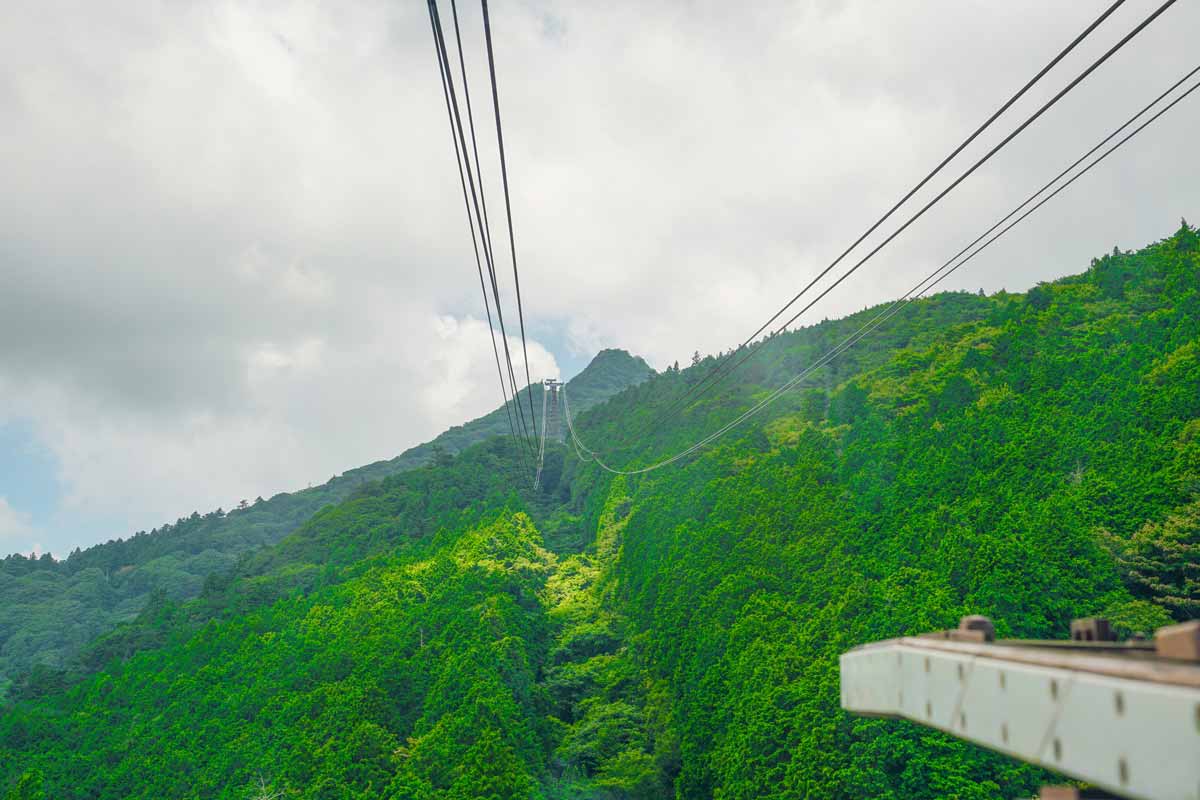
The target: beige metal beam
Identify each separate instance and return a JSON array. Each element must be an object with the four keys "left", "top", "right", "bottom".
[{"left": 841, "top": 623, "right": 1200, "bottom": 800}]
